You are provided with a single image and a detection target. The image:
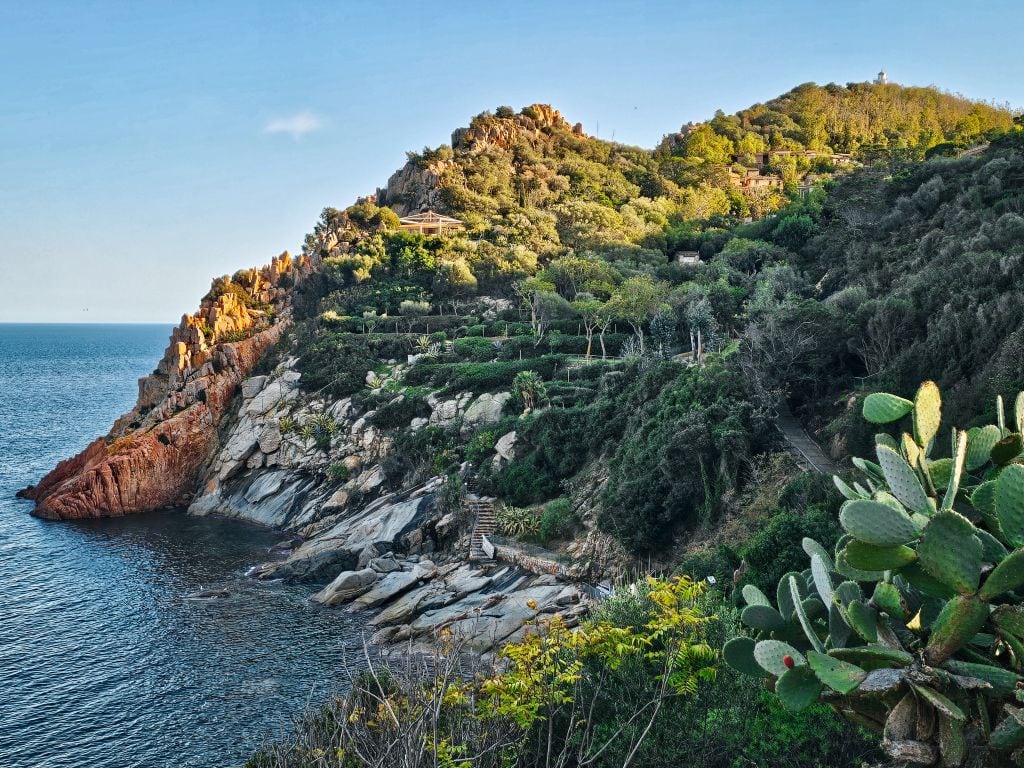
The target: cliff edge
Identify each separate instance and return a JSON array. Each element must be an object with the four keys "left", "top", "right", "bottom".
[{"left": 19, "top": 253, "right": 311, "bottom": 519}]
